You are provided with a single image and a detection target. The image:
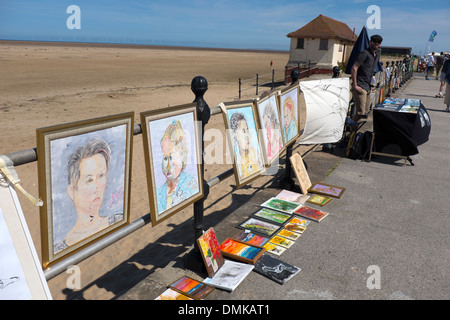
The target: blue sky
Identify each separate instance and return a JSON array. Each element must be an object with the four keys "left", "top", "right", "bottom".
[{"left": 0, "top": 0, "right": 448, "bottom": 55}]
